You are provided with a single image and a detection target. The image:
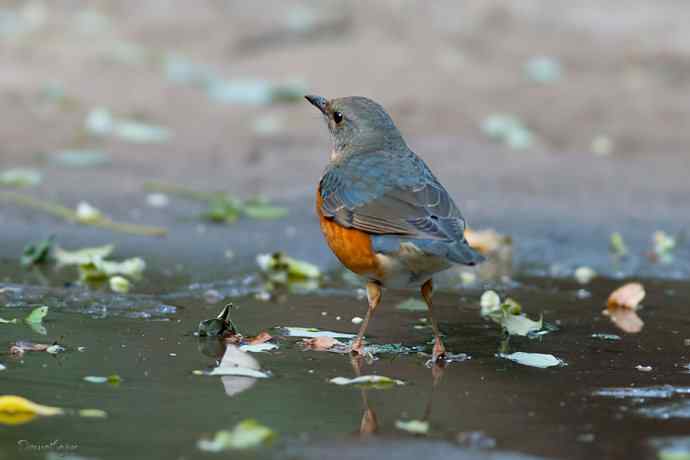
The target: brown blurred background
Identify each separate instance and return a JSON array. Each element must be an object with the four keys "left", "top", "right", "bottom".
[{"left": 1, "top": 0, "right": 689, "bottom": 278}]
